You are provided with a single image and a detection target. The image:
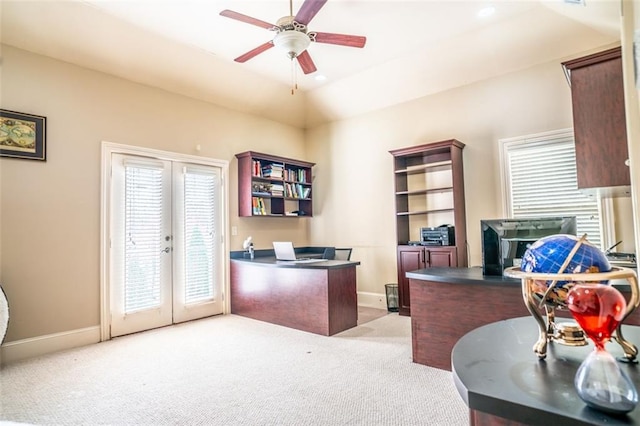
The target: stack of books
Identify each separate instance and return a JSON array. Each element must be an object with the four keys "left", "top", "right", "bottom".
[
  {"left": 270, "top": 183, "right": 284, "bottom": 197},
  {"left": 262, "top": 163, "right": 284, "bottom": 179}
]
